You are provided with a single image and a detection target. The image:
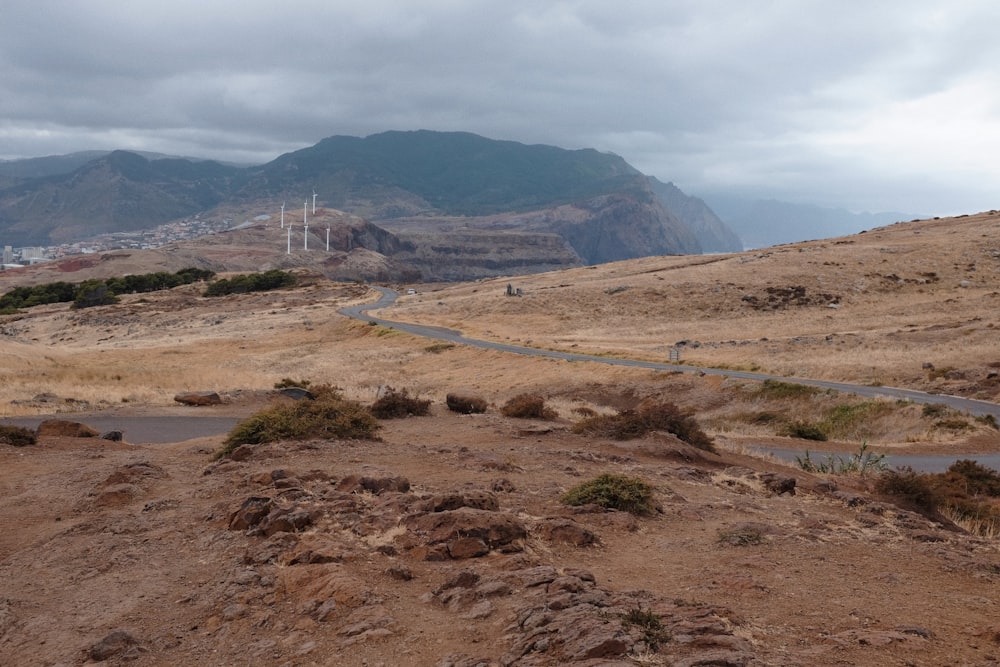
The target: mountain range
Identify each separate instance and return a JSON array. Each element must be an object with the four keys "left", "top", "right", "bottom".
[
  {"left": 0, "top": 132, "right": 740, "bottom": 278},
  {"left": 0, "top": 130, "right": 909, "bottom": 281}
]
